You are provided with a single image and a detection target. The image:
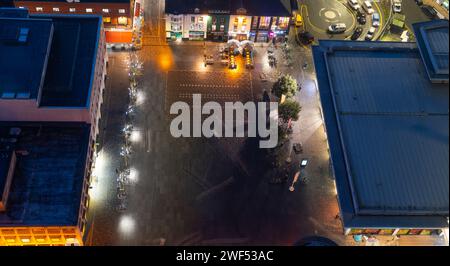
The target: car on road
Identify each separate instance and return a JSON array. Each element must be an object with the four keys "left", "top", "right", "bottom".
[
  {"left": 295, "top": 13, "right": 304, "bottom": 28},
  {"left": 363, "top": 0, "right": 375, "bottom": 14},
  {"left": 356, "top": 9, "right": 367, "bottom": 24},
  {"left": 365, "top": 26, "right": 376, "bottom": 41},
  {"left": 421, "top": 5, "right": 438, "bottom": 18},
  {"left": 348, "top": 0, "right": 361, "bottom": 10},
  {"left": 351, "top": 26, "right": 364, "bottom": 40},
  {"left": 298, "top": 31, "right": 315, "bottom": 45},
  {"left": 393, "top": 0, "right": 402, "bottom": 13},
  {"left": 415, "top": 0, "right": 423, "bottom": 6},
  {"left": 372, "top": 12, "right": 380, "bottom": 27},
  {"left": 328, "top": 23, "right": 347, "bottom": 34},
  {"left": 357, "top": 14, "right": 367, "bottom": 24}
]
